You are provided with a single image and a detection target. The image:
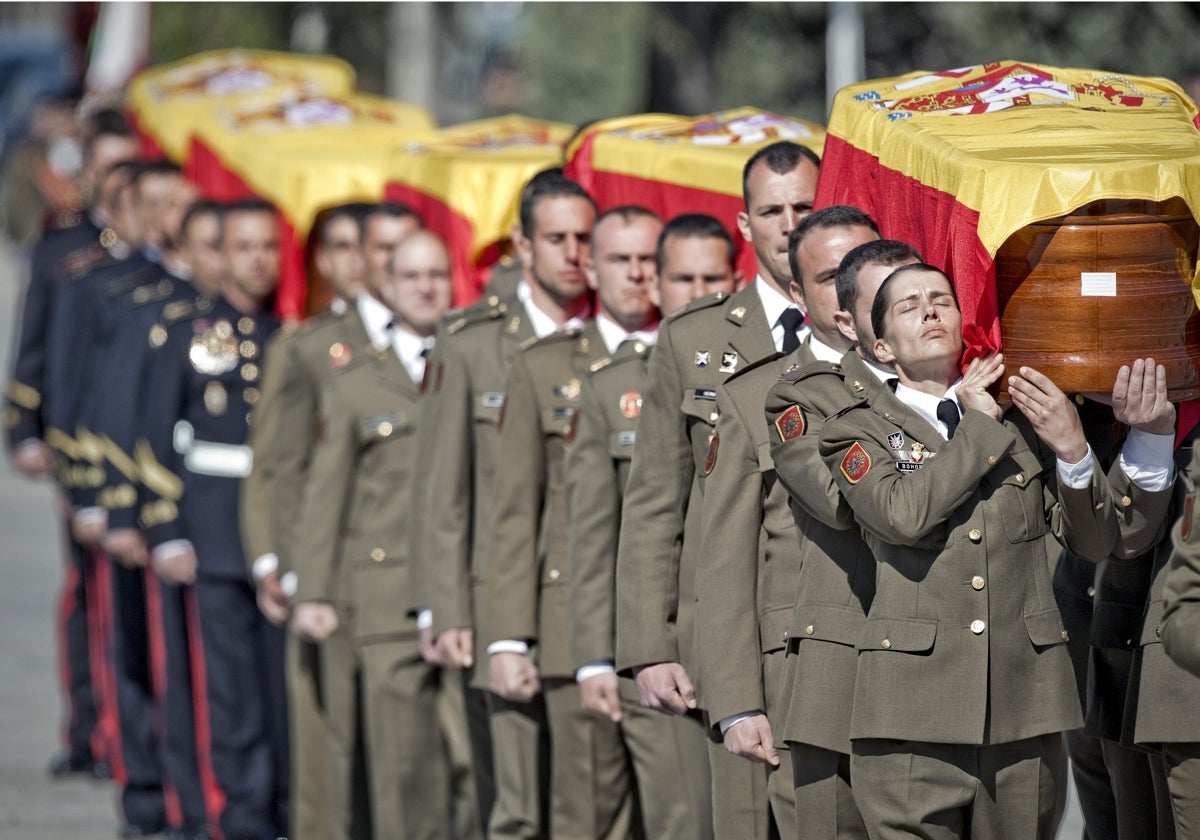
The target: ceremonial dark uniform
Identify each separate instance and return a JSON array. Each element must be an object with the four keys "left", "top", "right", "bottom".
[
  {"left": 139, "top": 296, "right": 288, "bottom": 840},
  {"left": 615, "top": 285, "right": 779, "bottom": 838},
  {"left": 410, "top": 294, "right": 542, "bottom": 840},
  {"left": 565, "top": 336, "right": 714, "bottom": 839},
  {"left": 819, "top": 388, "right": 1170, "bottom": 839}
]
